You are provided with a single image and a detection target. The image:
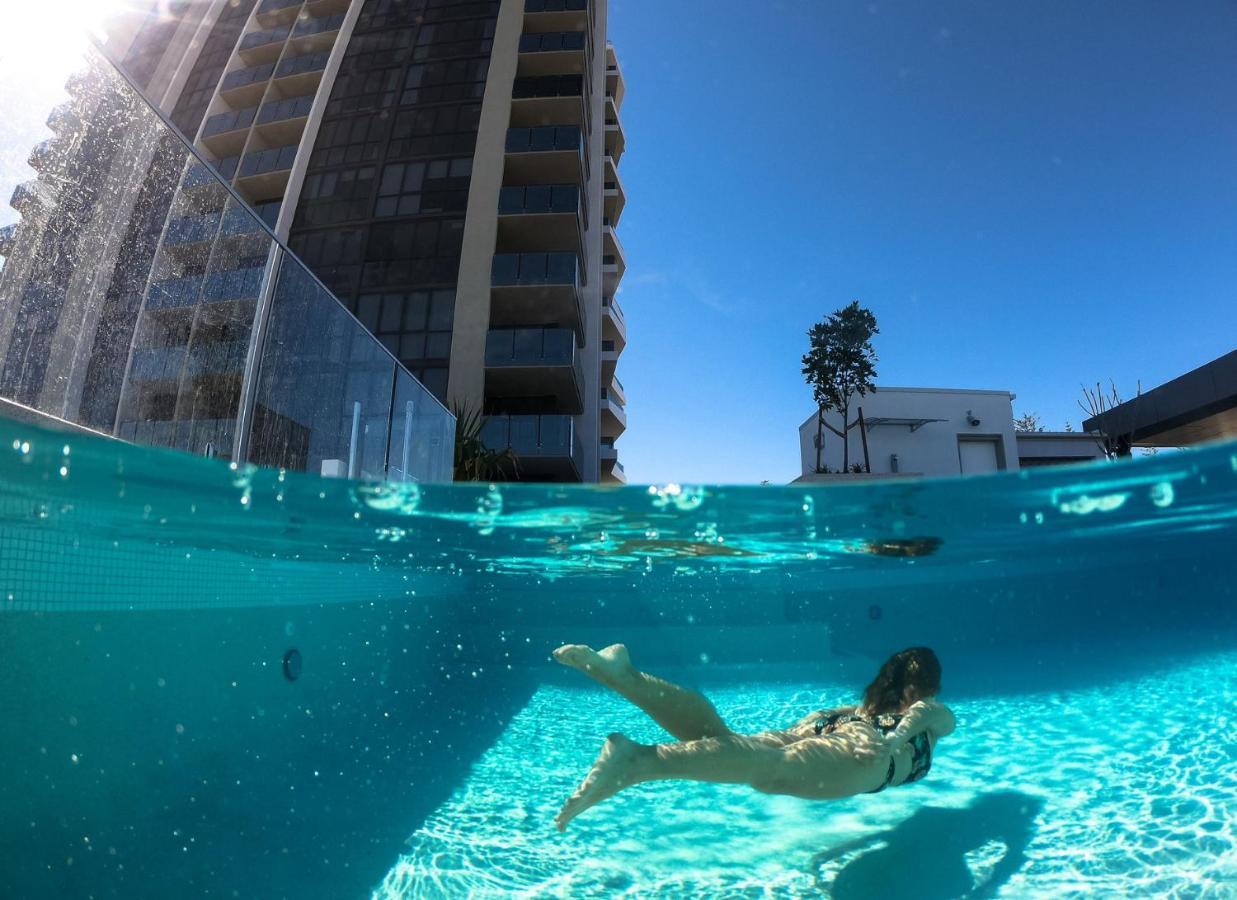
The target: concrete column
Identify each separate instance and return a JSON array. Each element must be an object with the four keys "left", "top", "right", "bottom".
[{"left": 446, "top": 0, "right": 526, "bottom": 414}]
